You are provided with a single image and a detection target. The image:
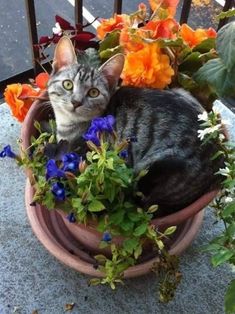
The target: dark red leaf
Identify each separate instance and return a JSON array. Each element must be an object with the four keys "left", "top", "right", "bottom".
[
  {"left": 39, "top": 36, "right": 51, "bottom": 45},
  {"left": 52, "top": 34, "right": 62, "bottom": 44},
  {"left": 71, "top": 32, "right": 96, "bottom": 42},
  {"left": 55, "top": 15, "right": 75, "bottom": 30}
]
